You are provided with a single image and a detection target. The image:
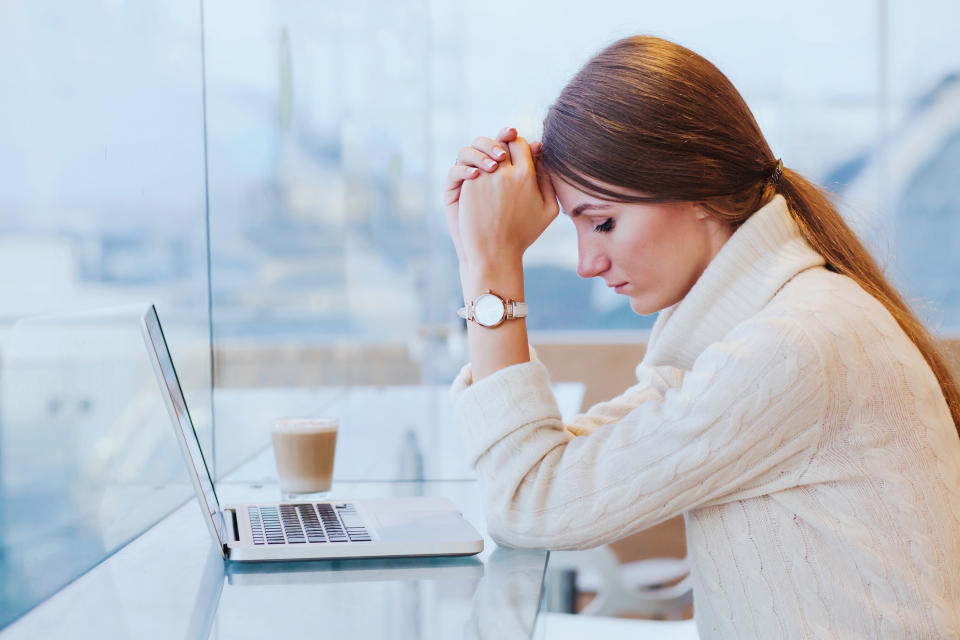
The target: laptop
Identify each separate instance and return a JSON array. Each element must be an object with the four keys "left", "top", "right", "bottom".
[{"left": 140, "top": 305, "right": 484, "bottom": 562}]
